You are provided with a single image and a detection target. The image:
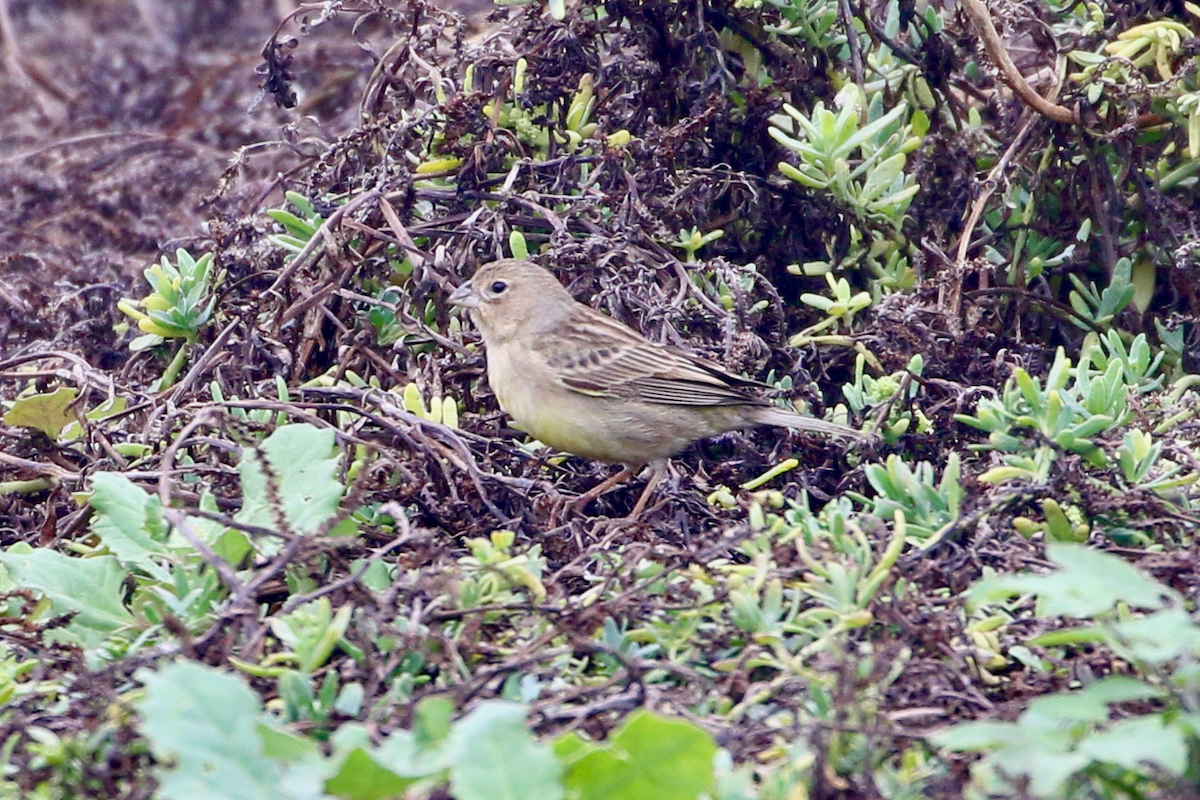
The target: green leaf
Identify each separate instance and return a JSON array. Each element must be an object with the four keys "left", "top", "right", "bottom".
[
  {"left": 1022, "top": 678, "right": 1153, "bottom": 727},
  {"left": 838, "top": 100, "right": 908, "bottom": 157},
  {"left": 932, "top": 717, "right": 1086, "bottom": 797},
  {"left": 415, "top": 695, "right": 455, "bottom": 748},
  {"left": 137, "top": 662, "right": 320, "bottom": 800},
  {"left": 445, "top": 702, "right": 563, "bottom": 800},
  {"left": 969, "top": 543, "right": 1168, "bottom": 619},
  {"left": 1109, "top": 607, "right": 1200, "bottom": 663},
  {"left": 553, "top": 731, "right": 598, "bottom": 764},
  {"left": 858, "top": 152, "right": 907, "bottom": 202},
  {"left": 326, "top": 722, "right": 443, "bottom": 799},
  {"left": 0, "top": 549, "right": 134, "bottom": 649},
  {"left": 326, "top": 746, "right": 419, "bottom": 800},
  {"left": 88, "top": 473, "right": 170, "bottom": 570},
  {"left": 564, "top": 710, "right": 716, "bottom": 800},
  {"left": 237, "top": 424, "right": 345, "bottom": 539},
  {"left": 1078, "top": 715, "right": 1187, "bottom": 775},
  {"left": 3, "top": 386, "right": 78, "bottom": 438}
]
